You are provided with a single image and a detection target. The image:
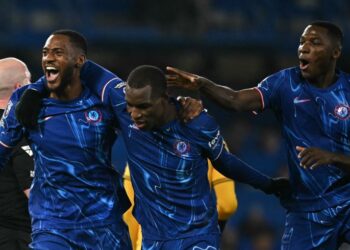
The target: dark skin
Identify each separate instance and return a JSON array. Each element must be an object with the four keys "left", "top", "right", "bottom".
[
  {"left": 125, "top": 84, "right": 203, "bottom": 130},
  {"left": 125, "top": 84, "right": 177, "bottom": 131},
  {"left": 42, "top": 34, "right": 86, "bottom": 101},
  {"left": 298, "top": 25, "right": 341, "bottom": 88},
  {"left": 166, "top": 24, "right": 350, "bottom": 172},
  {"left": 176, "top": 96, "right": 203, "bottom": 122},
  {"left": 296, "top": 146, "right": 350, "bottom": 171}
]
